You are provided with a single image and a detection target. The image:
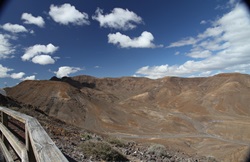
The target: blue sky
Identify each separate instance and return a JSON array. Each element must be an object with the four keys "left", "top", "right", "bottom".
[{"left": 0, "top": 0, "right": 250, "bottom": 87}]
